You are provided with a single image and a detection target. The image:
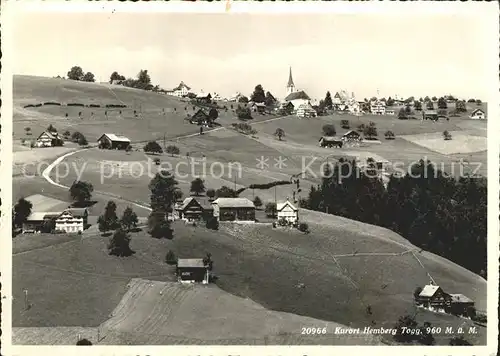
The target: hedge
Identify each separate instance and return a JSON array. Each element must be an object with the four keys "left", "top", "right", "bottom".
[
  {"left": 105, "top": 104, "right": 127, "bottom": 108},
  {"left": 89, "top": 104, "right": 101, "bottom": 108},
  {"left": 67, "top": 103, "right": 85, "bottom": 107},
  {"left": 43, "top": 101, "right": 62, "bottom": 106},
  {"left": 249, "top": 180, "right": 290, "bottom": 190}
]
